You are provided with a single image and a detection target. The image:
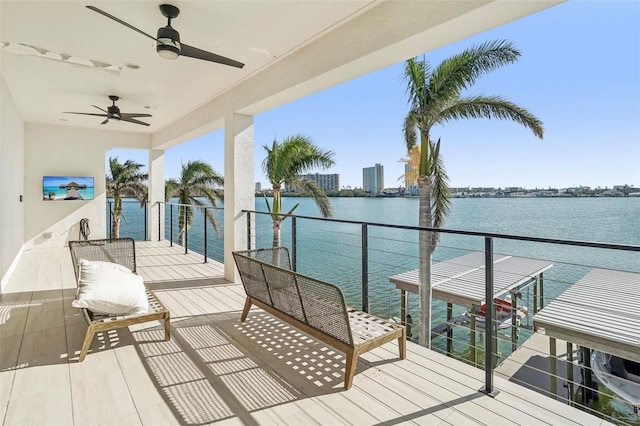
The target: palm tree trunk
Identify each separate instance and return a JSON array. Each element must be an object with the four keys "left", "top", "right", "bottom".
[
  {"left": 272, "top": 220, "right": 282, "bottom": 247},
  {"left": 418, "top": 174, "right": 434, "bottom": 348},
  {"left": 112, "top": 197, "right": 122, "bottom": 239},
  {"left": 178, "top": 206, "right": 187, "bottom": 247},
  {"left": 111, "top": 215, "right": 120, "bottom": 239},
  {"left": 272, "top": 185, "right": 283, "bottom": 249}
]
